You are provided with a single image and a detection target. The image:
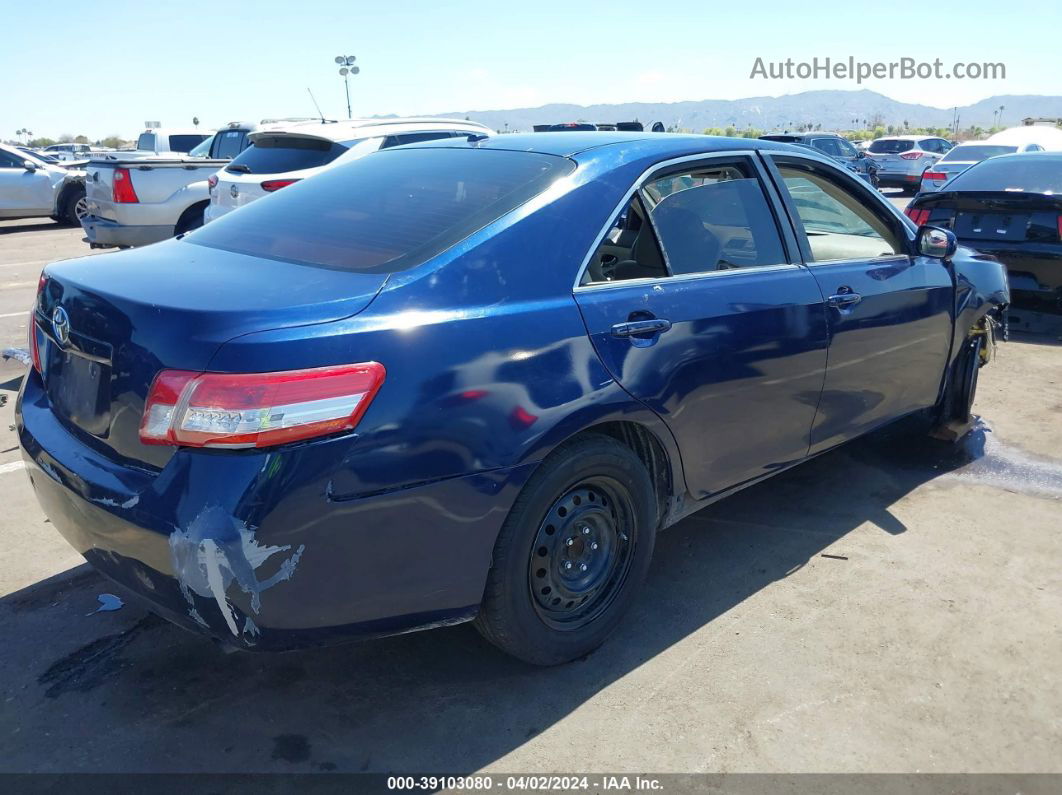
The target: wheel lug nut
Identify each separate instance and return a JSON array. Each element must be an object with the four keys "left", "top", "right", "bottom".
[
  {"left": 565, "top": 538, "right": 574, "bottom": 547},
  {"left": 579, "top": 563, "right": 588, "bottom": 572},
  {"left": 591, "top": 542, "right": 598, "bottom": 550},
  {"left": 582, "top": 527, "right": 590, "bottom": 535},
  {"left": 564, "top": 561, "right": 573, "bottom": 570}
]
